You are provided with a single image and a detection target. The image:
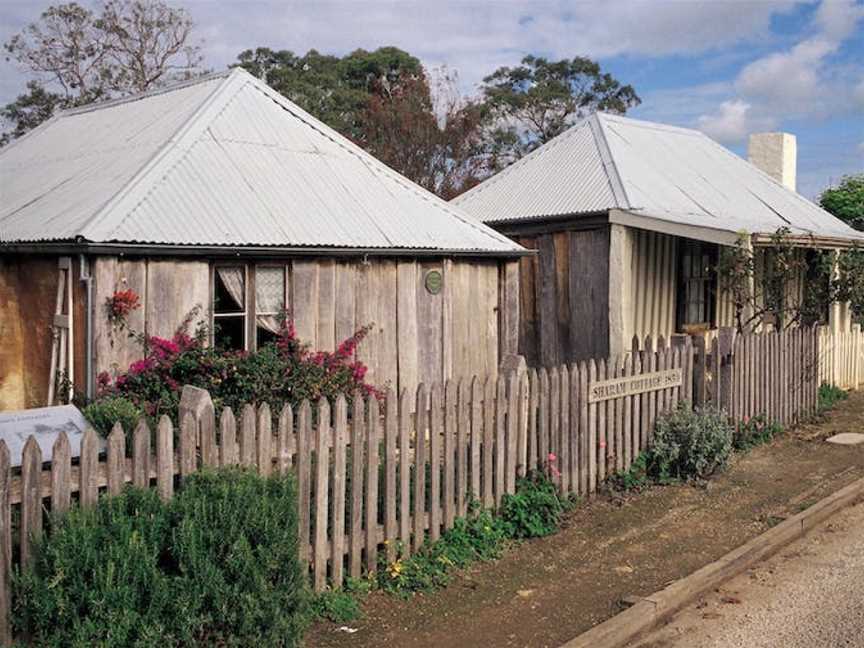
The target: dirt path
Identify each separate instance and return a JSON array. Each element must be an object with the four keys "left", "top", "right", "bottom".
[{"left": 306, "top": 392, "right": 864, "bottom": 648}]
